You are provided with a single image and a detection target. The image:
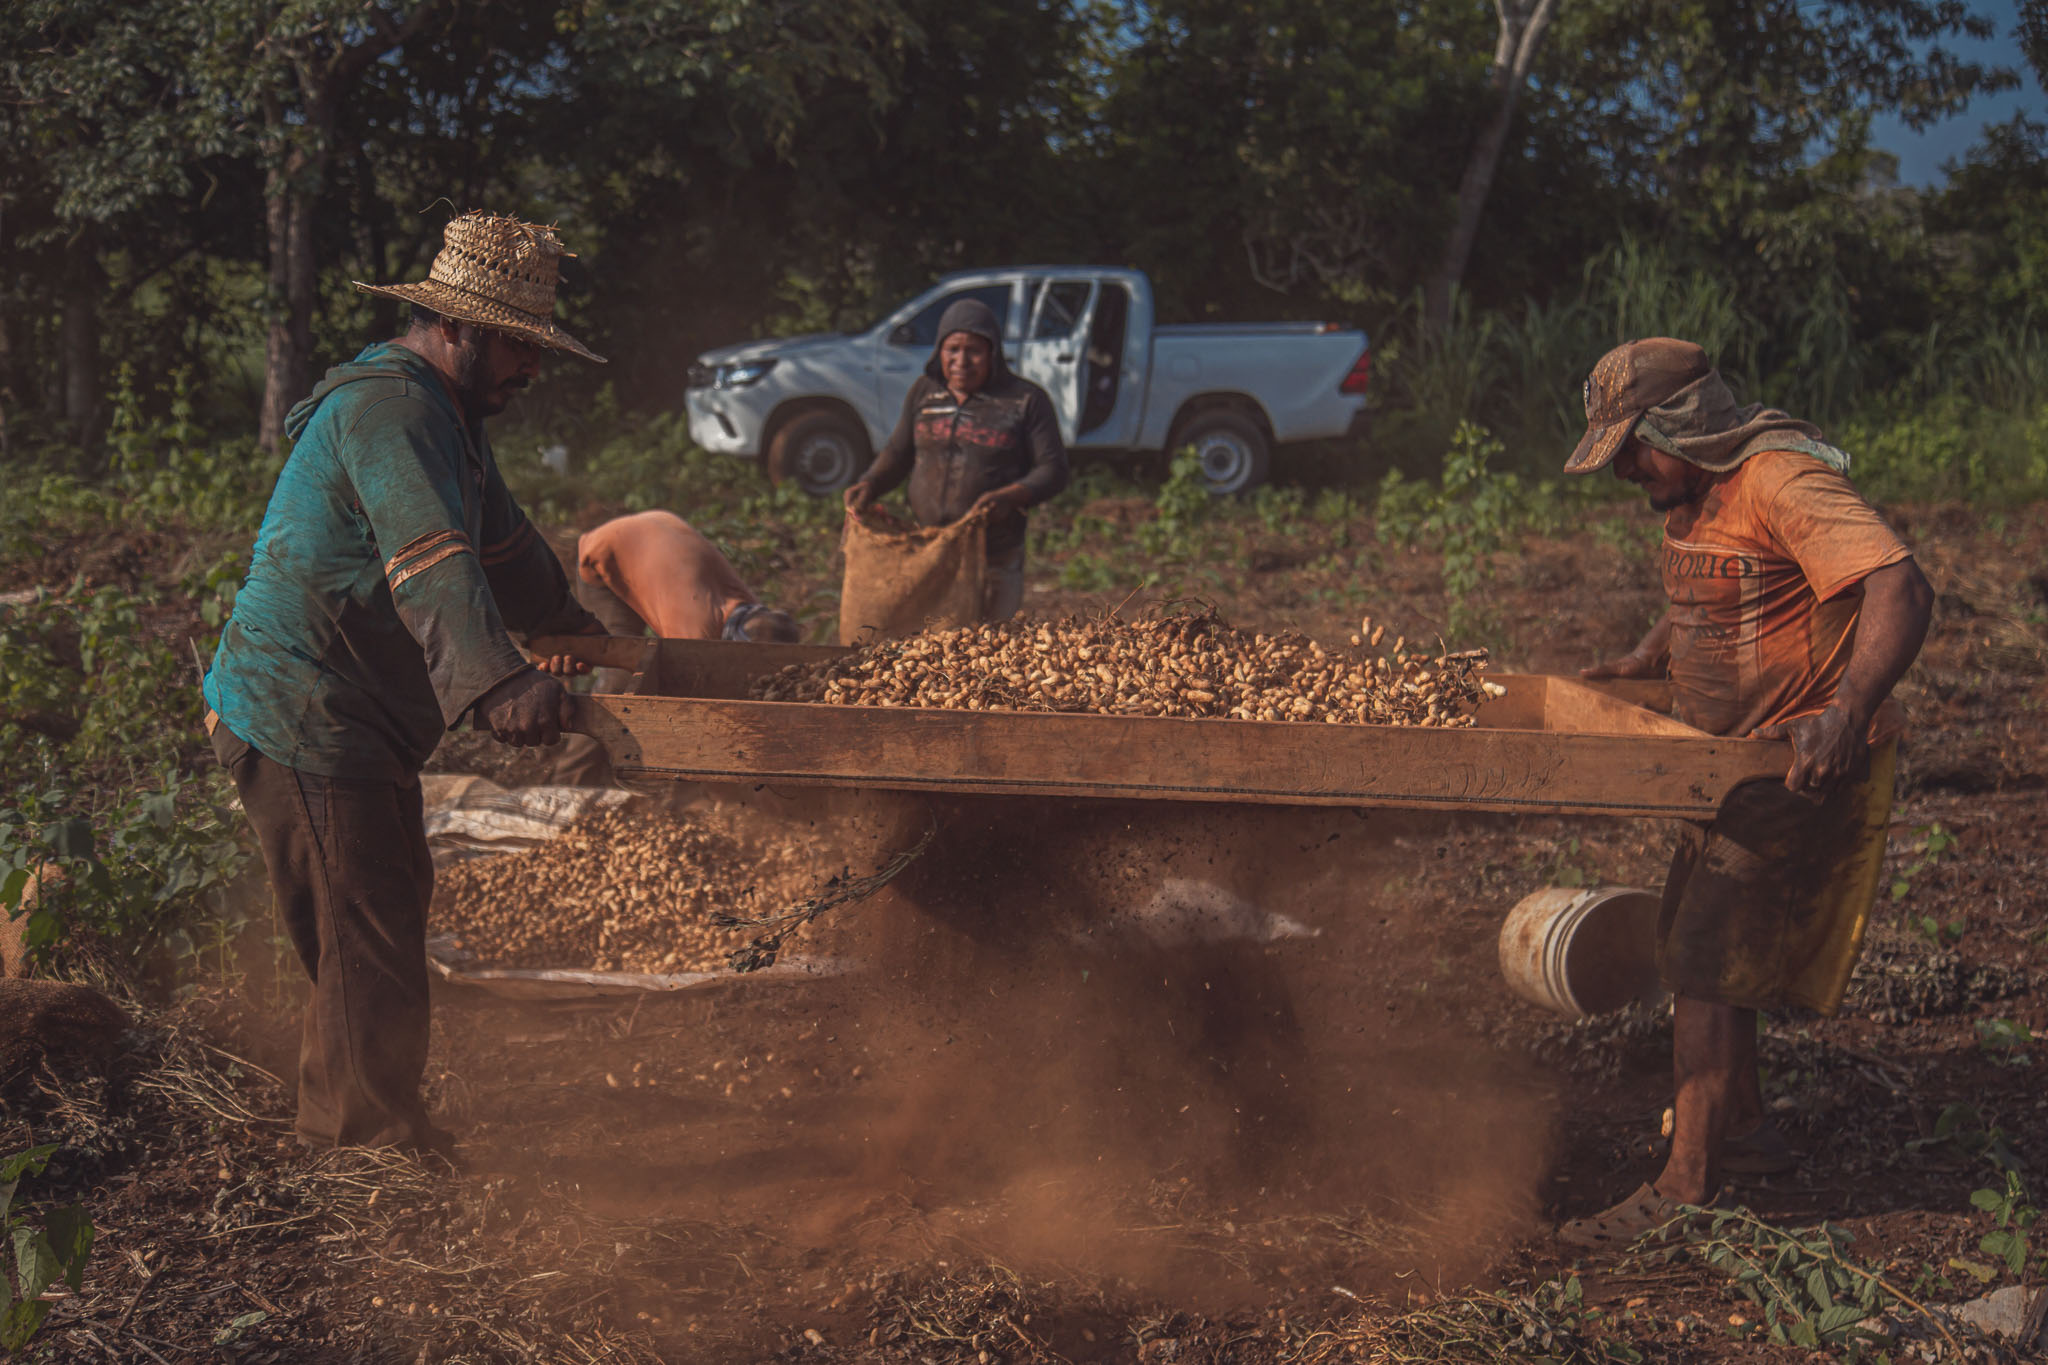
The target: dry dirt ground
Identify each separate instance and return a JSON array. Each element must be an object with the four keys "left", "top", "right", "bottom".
[{"left": 5, "top": 497, "right": 2046, "bottom": 1363}]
